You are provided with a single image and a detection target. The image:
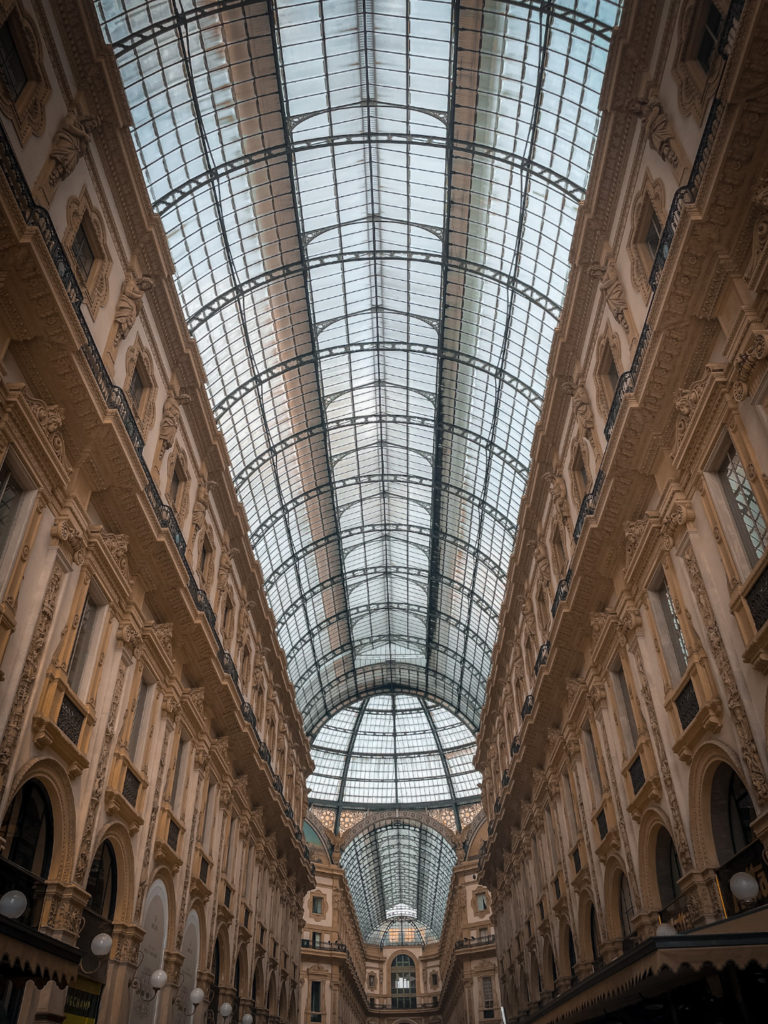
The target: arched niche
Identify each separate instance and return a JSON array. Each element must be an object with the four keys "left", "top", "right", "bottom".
[
  {"left": 130, "top": 878, "right": 168, "bottom": 1023},
  {"left": 173, "top": 909, "right": 200, "bottom": 1024}
]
